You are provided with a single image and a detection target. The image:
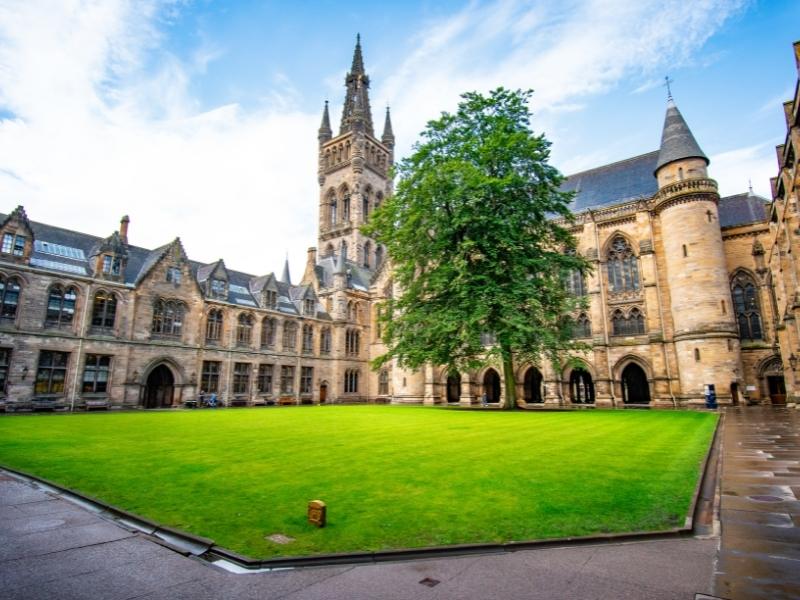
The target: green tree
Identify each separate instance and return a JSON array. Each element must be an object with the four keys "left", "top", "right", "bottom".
[{"left": 364, "top": 88, "right": 590, "bottom": 409}]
